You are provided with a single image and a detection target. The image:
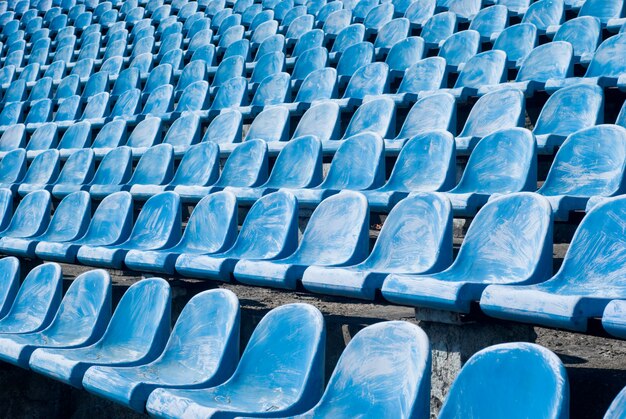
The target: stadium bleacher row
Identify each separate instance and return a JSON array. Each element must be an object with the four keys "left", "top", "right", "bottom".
[{"left": 0, "top": 0, "right": 623, "bottom": 416}]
